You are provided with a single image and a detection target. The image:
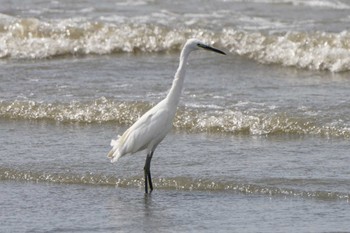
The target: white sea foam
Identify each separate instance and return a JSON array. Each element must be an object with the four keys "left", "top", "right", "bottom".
[
  {"left": 225, "top": 0, "right": 350, "bottom": 9},
  {"left": 3, "top": 98, "right": 346, "bottom": 137},
  {"left": 1, "top": 16, "right": 350, "bottom": 72},
  {"left": 221, "top": 29, "right": 350, "bottom": 72}
]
